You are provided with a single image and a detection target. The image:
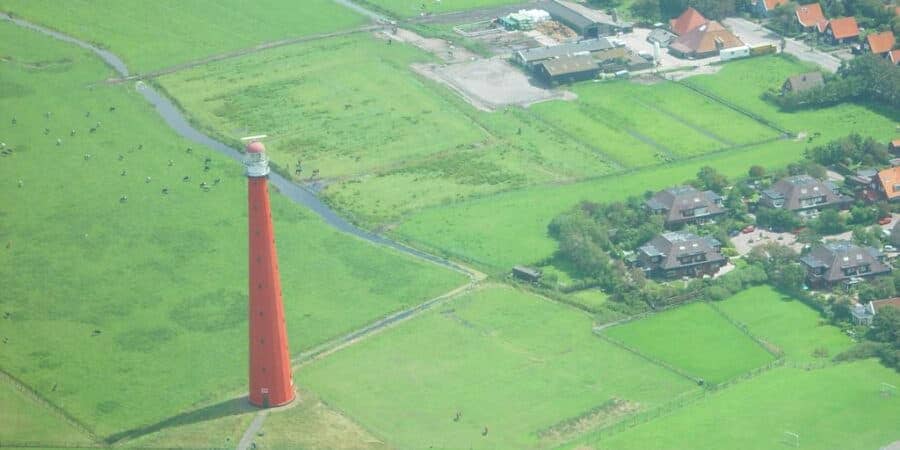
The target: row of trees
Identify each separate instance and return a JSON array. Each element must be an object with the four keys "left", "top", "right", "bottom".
[
  {"left": 805, "top": 133, "right": 892, "bottom": 168},
  {"left": 626, "top": 0, "right": 744, "bottom": 23},
  {"left": 773, "top": 56, "right": 900, "bottom": 111}
]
